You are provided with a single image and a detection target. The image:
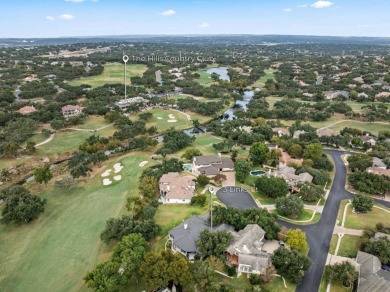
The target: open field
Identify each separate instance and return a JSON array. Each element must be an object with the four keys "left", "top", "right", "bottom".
[
  {"left": 251, "top": 68, "right": 276, "bottom": 88},
  {"left": 33, "top": 128, "right": 114, "bottom": 158},
  {"left": 0, "top": 153, "right": 154, "bottom": 292},
  {"left": 171, "top": 133, "right": 223, "bottom": 159},
  {"left": 67, "top": 63, "right": 147, "bottom": 88},
  {"left": 266, "top": 96, "right": 390, "bottom": 113},
  {"left": 195, "top": 67, "right": 218, "bottom": 87},
  {"left": 338, "top": 235, "right": 361, "bottom": 258},
  {"left": 328, "top": 121, "right": 390, "bottom": 136},
  {"left": 343, "top": 202, "right": 390, "bottom": 230}
]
